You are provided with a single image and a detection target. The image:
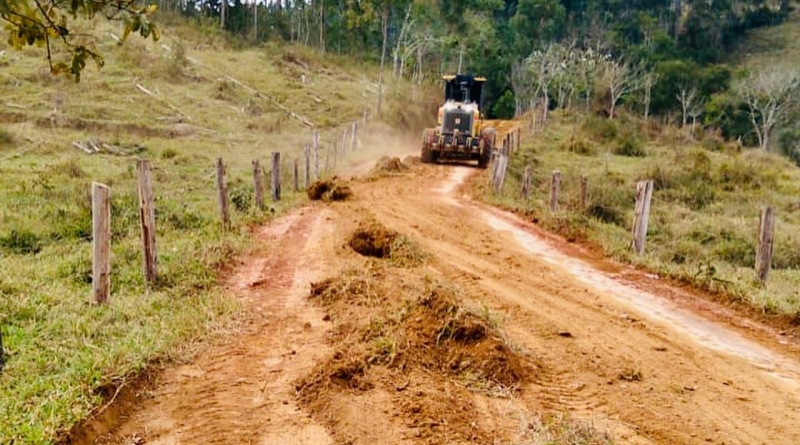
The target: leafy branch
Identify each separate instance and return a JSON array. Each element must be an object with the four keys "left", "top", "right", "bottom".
[{"left": 0, "top": 0, "right": 159, "bottom": 81}]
